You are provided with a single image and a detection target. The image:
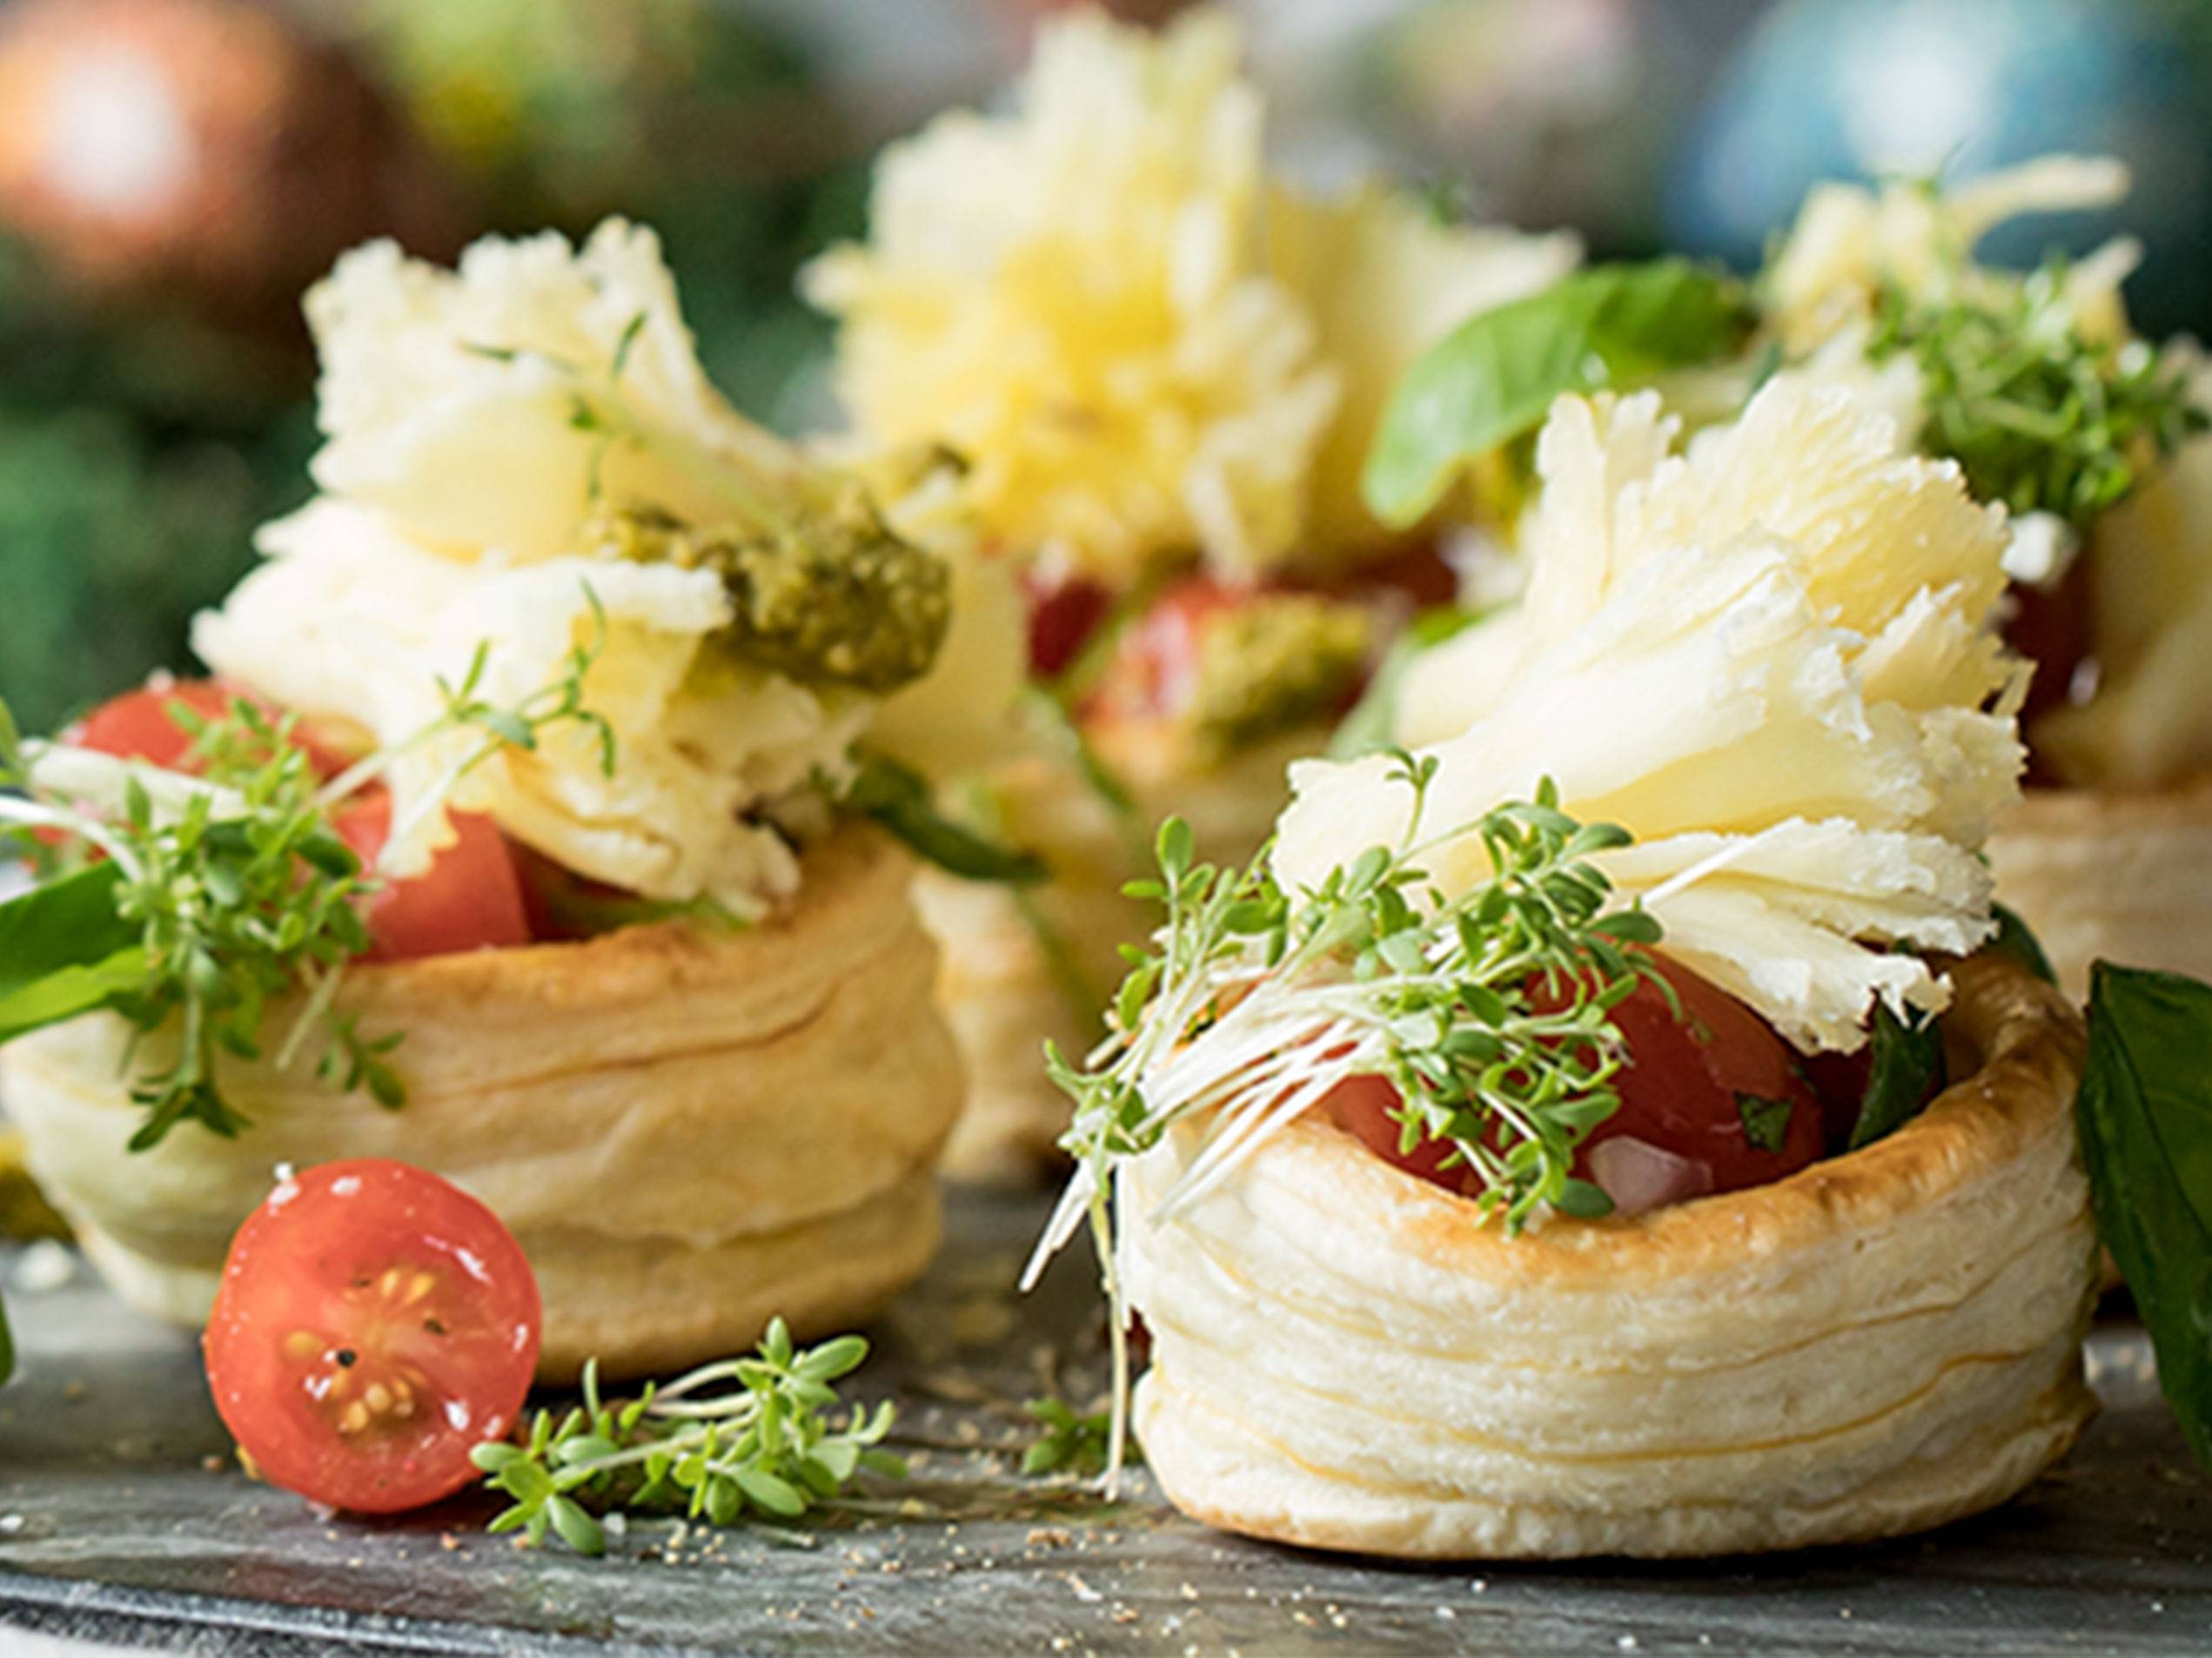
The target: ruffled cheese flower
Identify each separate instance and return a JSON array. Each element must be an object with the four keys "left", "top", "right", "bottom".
[
  {"left": 198, "top": 222, "right": 1015, "bottom": 913},
  {"left": 1763, "top": 154, "right": 2138, "bottom": 358},
  {"left": 802, "top": 7, "right": 1573, "bottom": 584},
  {"left": 197, "top": 500, "right": 867, "bottom": 914},
  {"left": 1278, "top": 377, "right": 2021, "bottom": 1051},
  {"left": 308, "top": 219, "right": 808, "bottom": 563}
]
